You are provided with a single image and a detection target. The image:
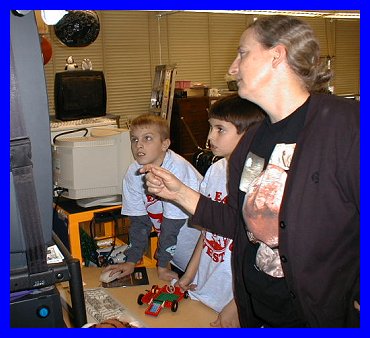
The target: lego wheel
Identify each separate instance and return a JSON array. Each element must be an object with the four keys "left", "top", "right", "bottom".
[
  {"left": 166, "top": 285, "right": 175, "bottom": 294},
  {"left": 184, "top": 291, "right": 189, "bottom": 299},
  {"left": 171, "top": 300, "right": 179, "bottom": 312},
  {"left": 137, "top": 293, "right": 145, "bottom": 305}
]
